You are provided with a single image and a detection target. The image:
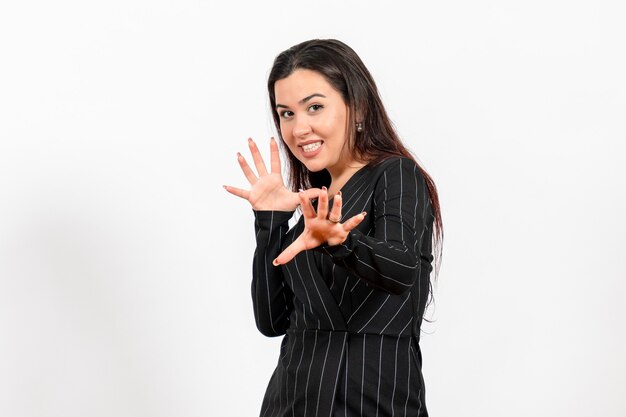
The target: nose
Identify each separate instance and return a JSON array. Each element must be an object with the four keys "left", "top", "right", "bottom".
[{"left": 292, "top": 116, "right": 312, "bottom": 138}]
